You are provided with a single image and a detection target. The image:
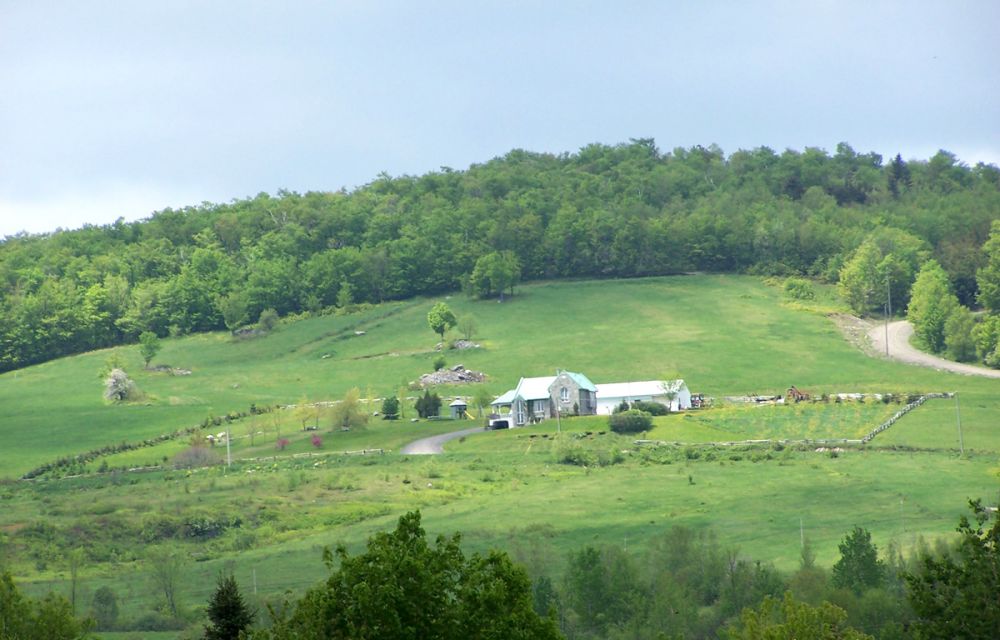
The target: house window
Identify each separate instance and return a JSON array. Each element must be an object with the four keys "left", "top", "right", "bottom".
[
  {"left": 560, "top": 387, "right": 569, "bottom": 403},
  {"left": 516, "top": 403, "right": 526, "bottom": 425}
]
